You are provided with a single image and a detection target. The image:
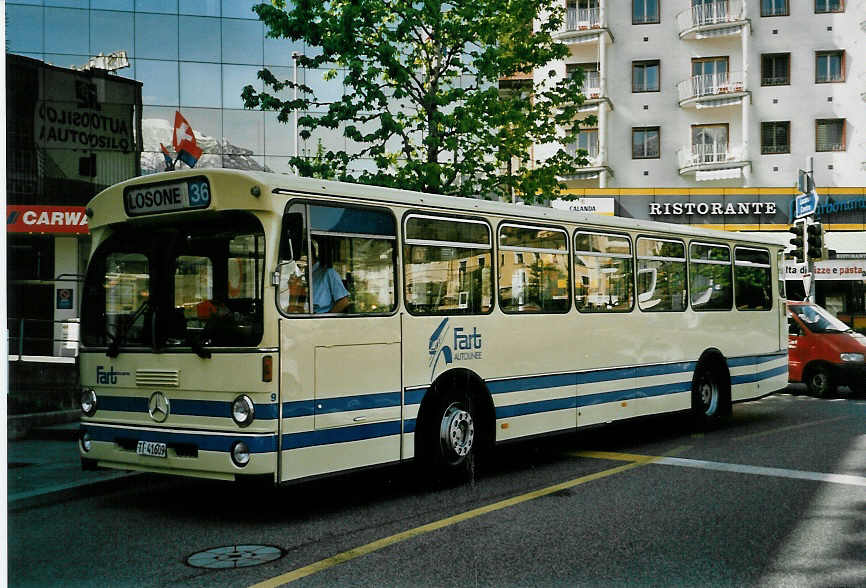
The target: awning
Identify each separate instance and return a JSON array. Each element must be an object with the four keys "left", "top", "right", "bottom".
[
  {"left": 562, "top": 33, "right": 602, "bottom": 45},
  {"left": 695, "top": 168, "right": 742, "bottom": 181},
  {"left": 695, "top": 25, "right": 744, "bottom": 39},
  {"left": 695, "top": 96, "right": 743, "bottom": 109}
]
